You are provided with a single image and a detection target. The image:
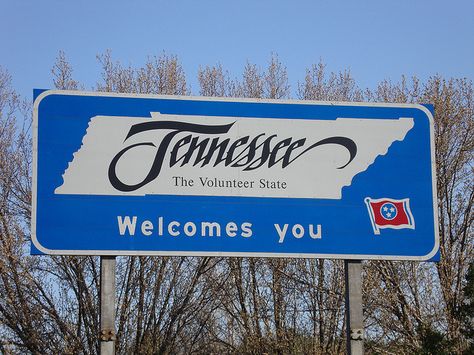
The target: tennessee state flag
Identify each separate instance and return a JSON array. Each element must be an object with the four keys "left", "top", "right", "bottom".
[{"left": 364, "top": 197, "right": 415, "bottom": 235}]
